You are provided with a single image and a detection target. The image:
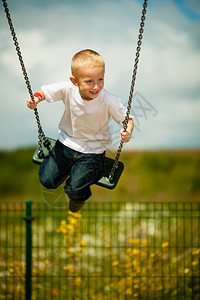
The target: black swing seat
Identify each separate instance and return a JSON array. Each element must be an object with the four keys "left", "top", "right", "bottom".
[{"left": 32, "top": 138, "right": 124, "bottom": 189}]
